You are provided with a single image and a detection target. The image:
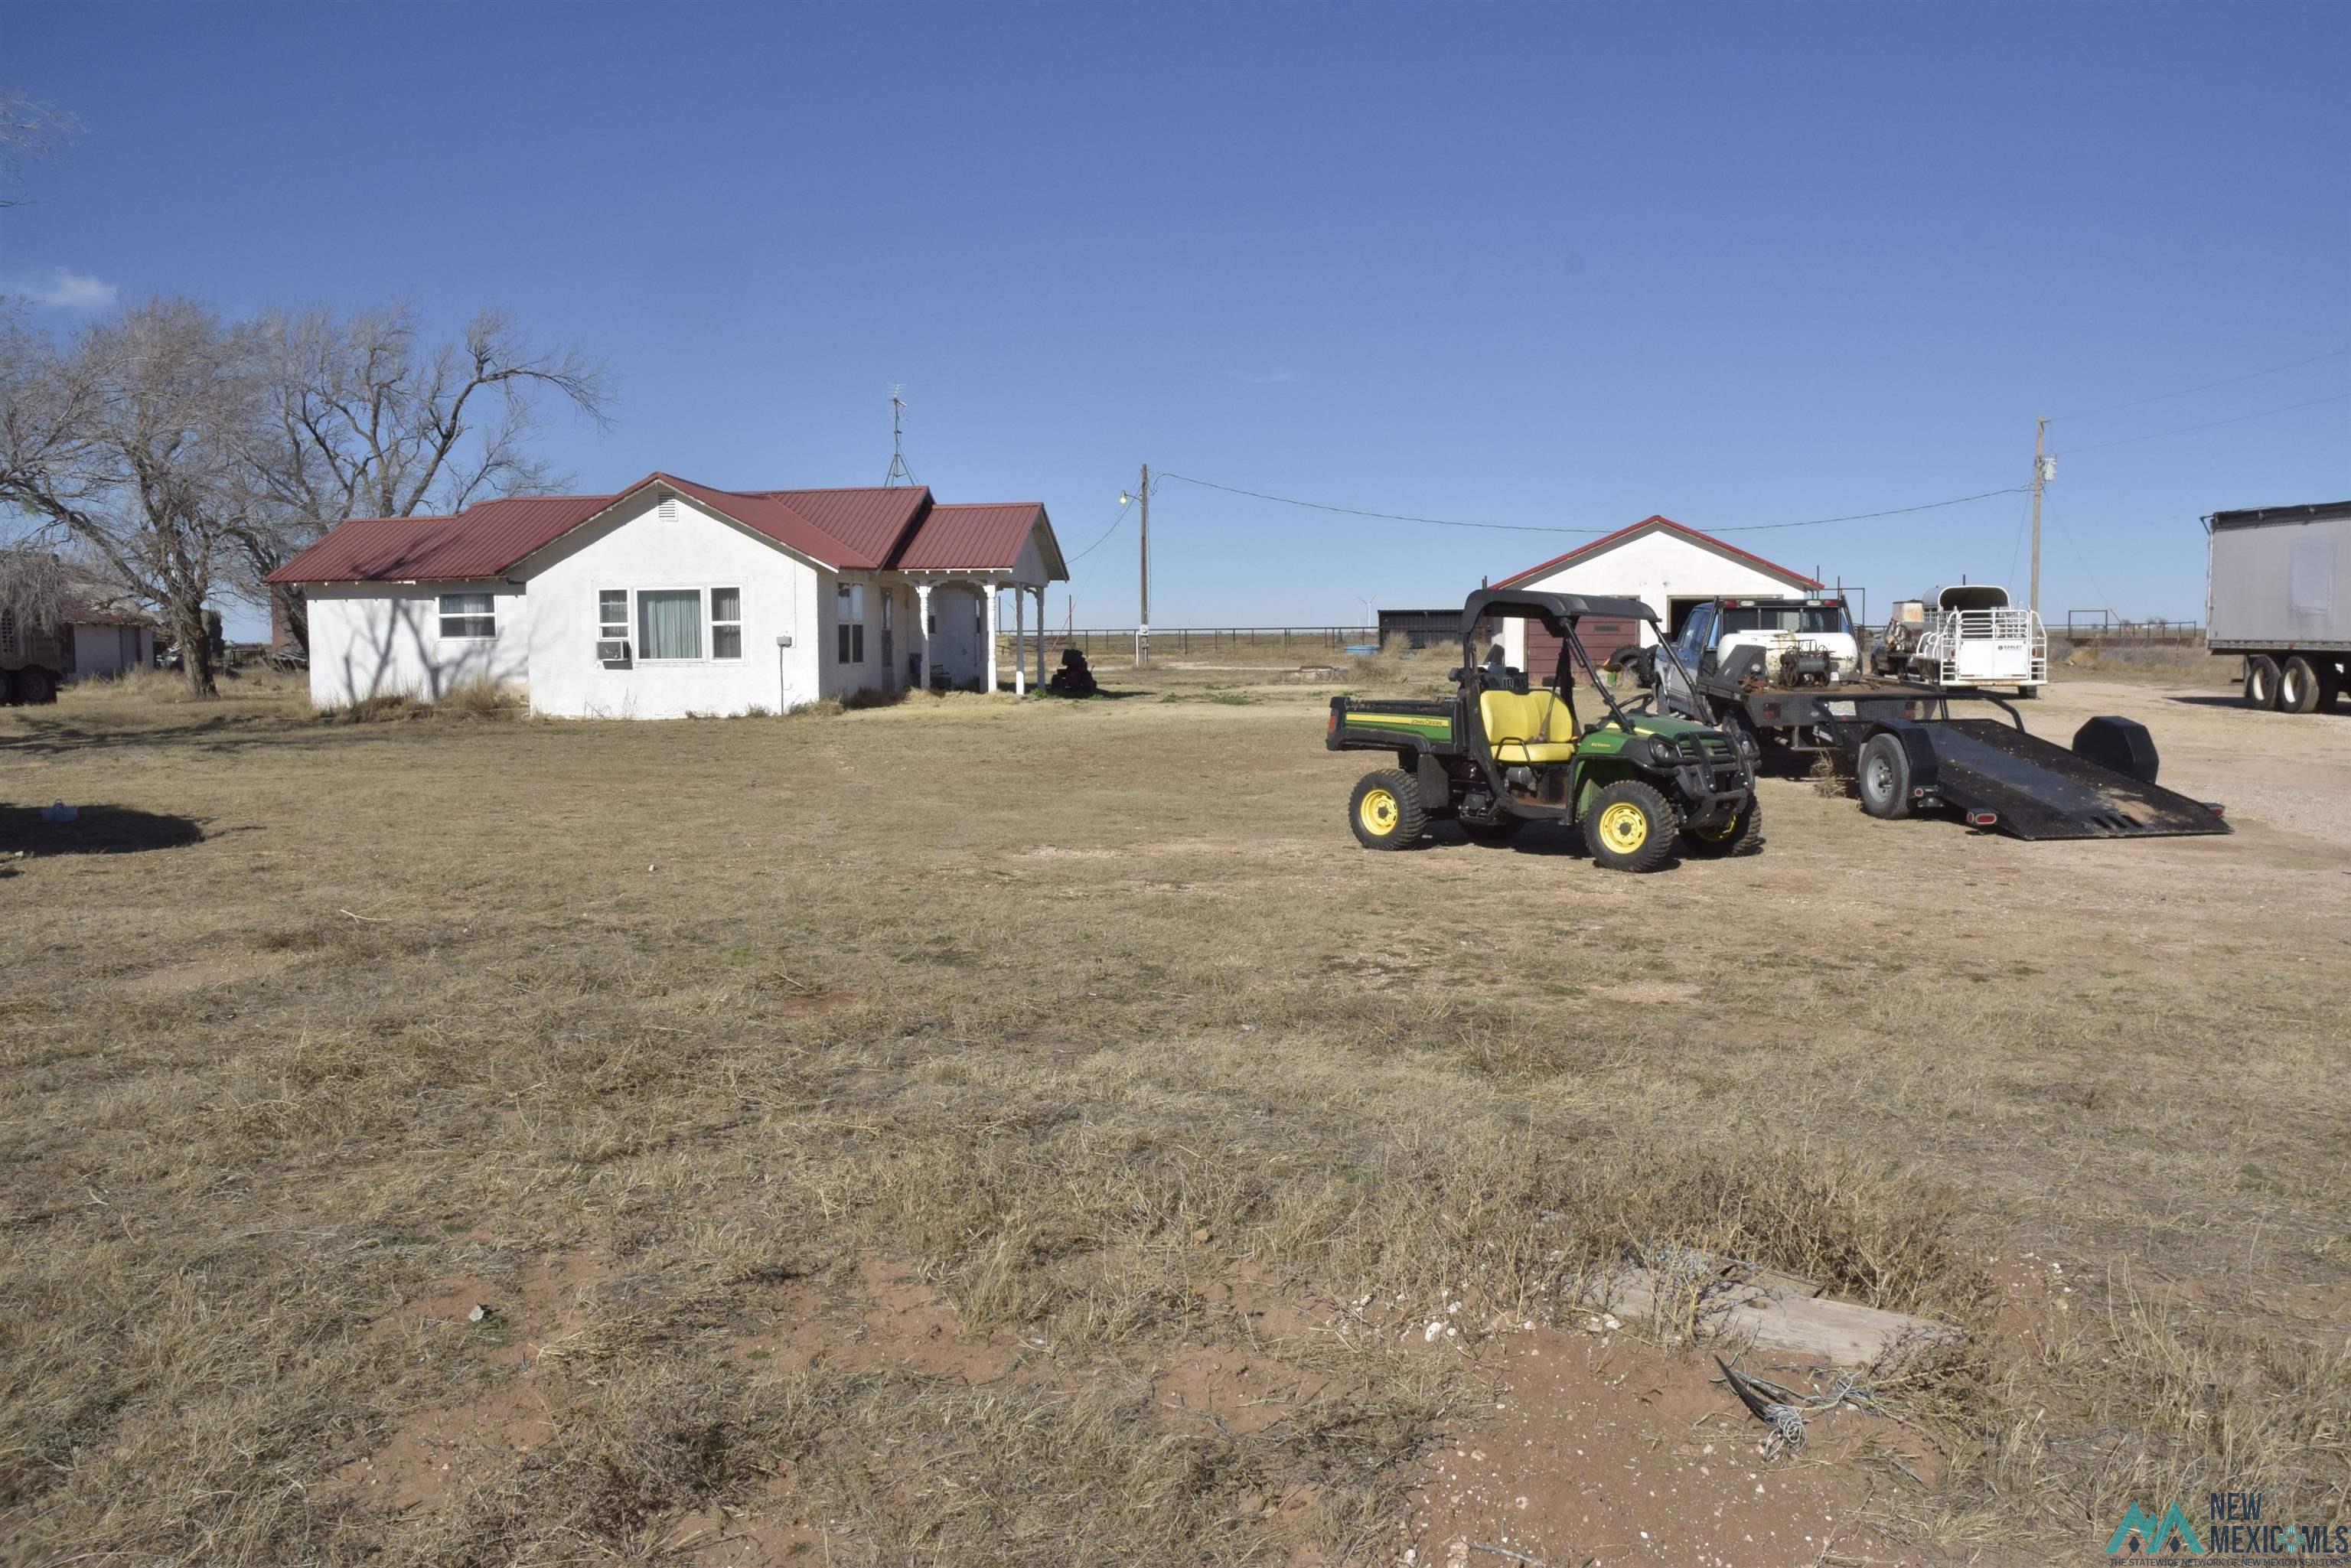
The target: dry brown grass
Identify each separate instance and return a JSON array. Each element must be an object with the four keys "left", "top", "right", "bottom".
[
  {"left": 2, "top": 671, "right": 2346, "bottom": 1562},
  {"left": 2051, "top": 637, "right": 2232, "bottom": 686}
]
